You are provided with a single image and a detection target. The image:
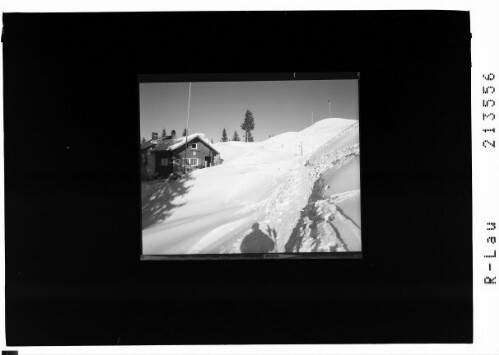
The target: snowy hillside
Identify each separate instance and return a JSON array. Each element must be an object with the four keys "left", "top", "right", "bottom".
[{"left": 142, "top": 118, "right": 360, "bottom": 255}]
